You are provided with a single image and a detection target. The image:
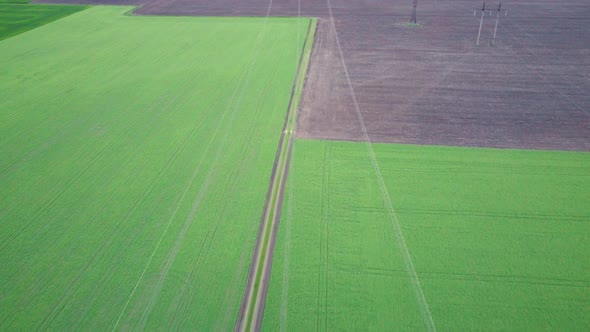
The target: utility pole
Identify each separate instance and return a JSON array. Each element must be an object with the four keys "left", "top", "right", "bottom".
[
  {"left": 492, "top": 2, "right": 501, "bottom": 45},
  {"left": 476, "top": 1, "right": 485, "bottom": 46},
  {"left": 410, "top": 0, "right": 418, "bottom": 24}
]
